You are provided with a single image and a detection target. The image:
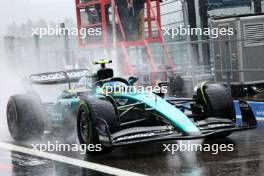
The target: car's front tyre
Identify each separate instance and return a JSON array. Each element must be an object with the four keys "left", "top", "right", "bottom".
[
  {"left": 77, "top": 97, "right": 119, "bottom": 155},
  {"left": 195, "top": 83, "right": 236, "bottom": 139}
]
